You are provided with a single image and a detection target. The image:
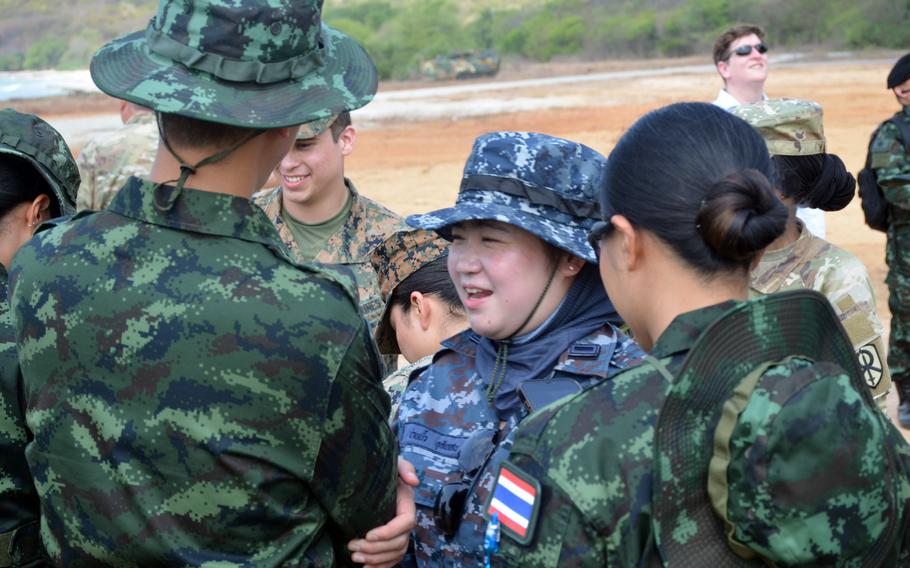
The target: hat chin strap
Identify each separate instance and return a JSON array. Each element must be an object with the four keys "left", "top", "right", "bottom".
[
  {"left": 485, "top": 261, "right": 559, "bottom": 404},
  {"left": 153, "top": 113, "right": 265, "bottom": 211}
]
